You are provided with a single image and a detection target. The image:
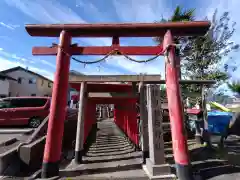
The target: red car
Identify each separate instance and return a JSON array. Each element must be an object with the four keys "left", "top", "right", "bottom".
[{"left": 0, "top": 97, "right": 51, "bottom": 128}]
